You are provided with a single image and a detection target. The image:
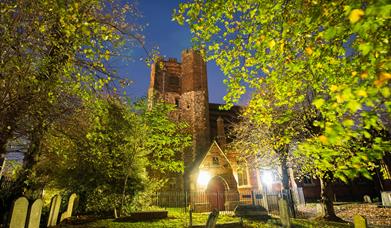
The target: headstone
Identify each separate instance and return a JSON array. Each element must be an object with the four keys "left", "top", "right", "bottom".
[
  {"left": 9, "top": 197, "right": 29, "bottom": 228},
  {"left": 316, "top": 203, "right": 325, "bottom": 217},
  {"left": 27, "top": 199, "right": 43, "bottom": 228},
  {"left": 60, "top": 193, "right": 77, "bottom": 222},
  {"left": 297, "top": 187, "right": 305, "bottom": 205},
  {"left": 363, "top": 195, "right": 372, "bottom": 203},
  {"left": 353, "top": 214, "right": 367, "bottom": 228},
  {"left": 234, "top": 204, "right": 270, "bottom": 219},
  {"left": 189, "top": 204, "right": 193, "bottom": 227},
  {"left": 47, "top": 194, "right": 61, "bottom": 227},
  {"left": 381, "top": 191, "right": 391, "bottom": 206},
  {"left": 205, "top": 208, "right": 219, "bottom": 228},
  {"left": 278, "top": 199, "right": 291, "bottom": 227}
]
